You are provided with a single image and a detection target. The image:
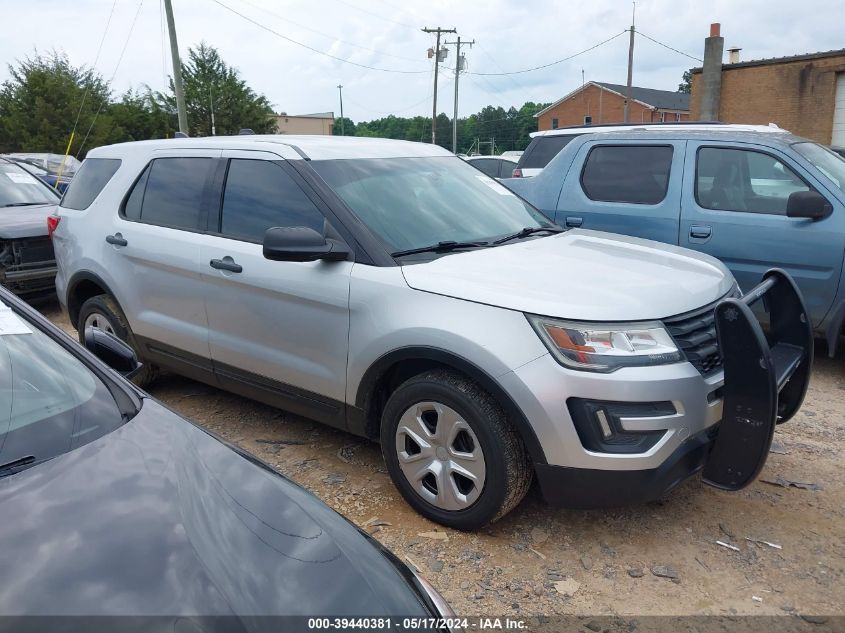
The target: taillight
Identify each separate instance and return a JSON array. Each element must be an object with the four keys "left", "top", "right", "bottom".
[
  {"left": 47, "top": 215, "right": 61, "bottom": 238},
  {"left": 512, "top": 168, "right": 523, "bottom": 177}
]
